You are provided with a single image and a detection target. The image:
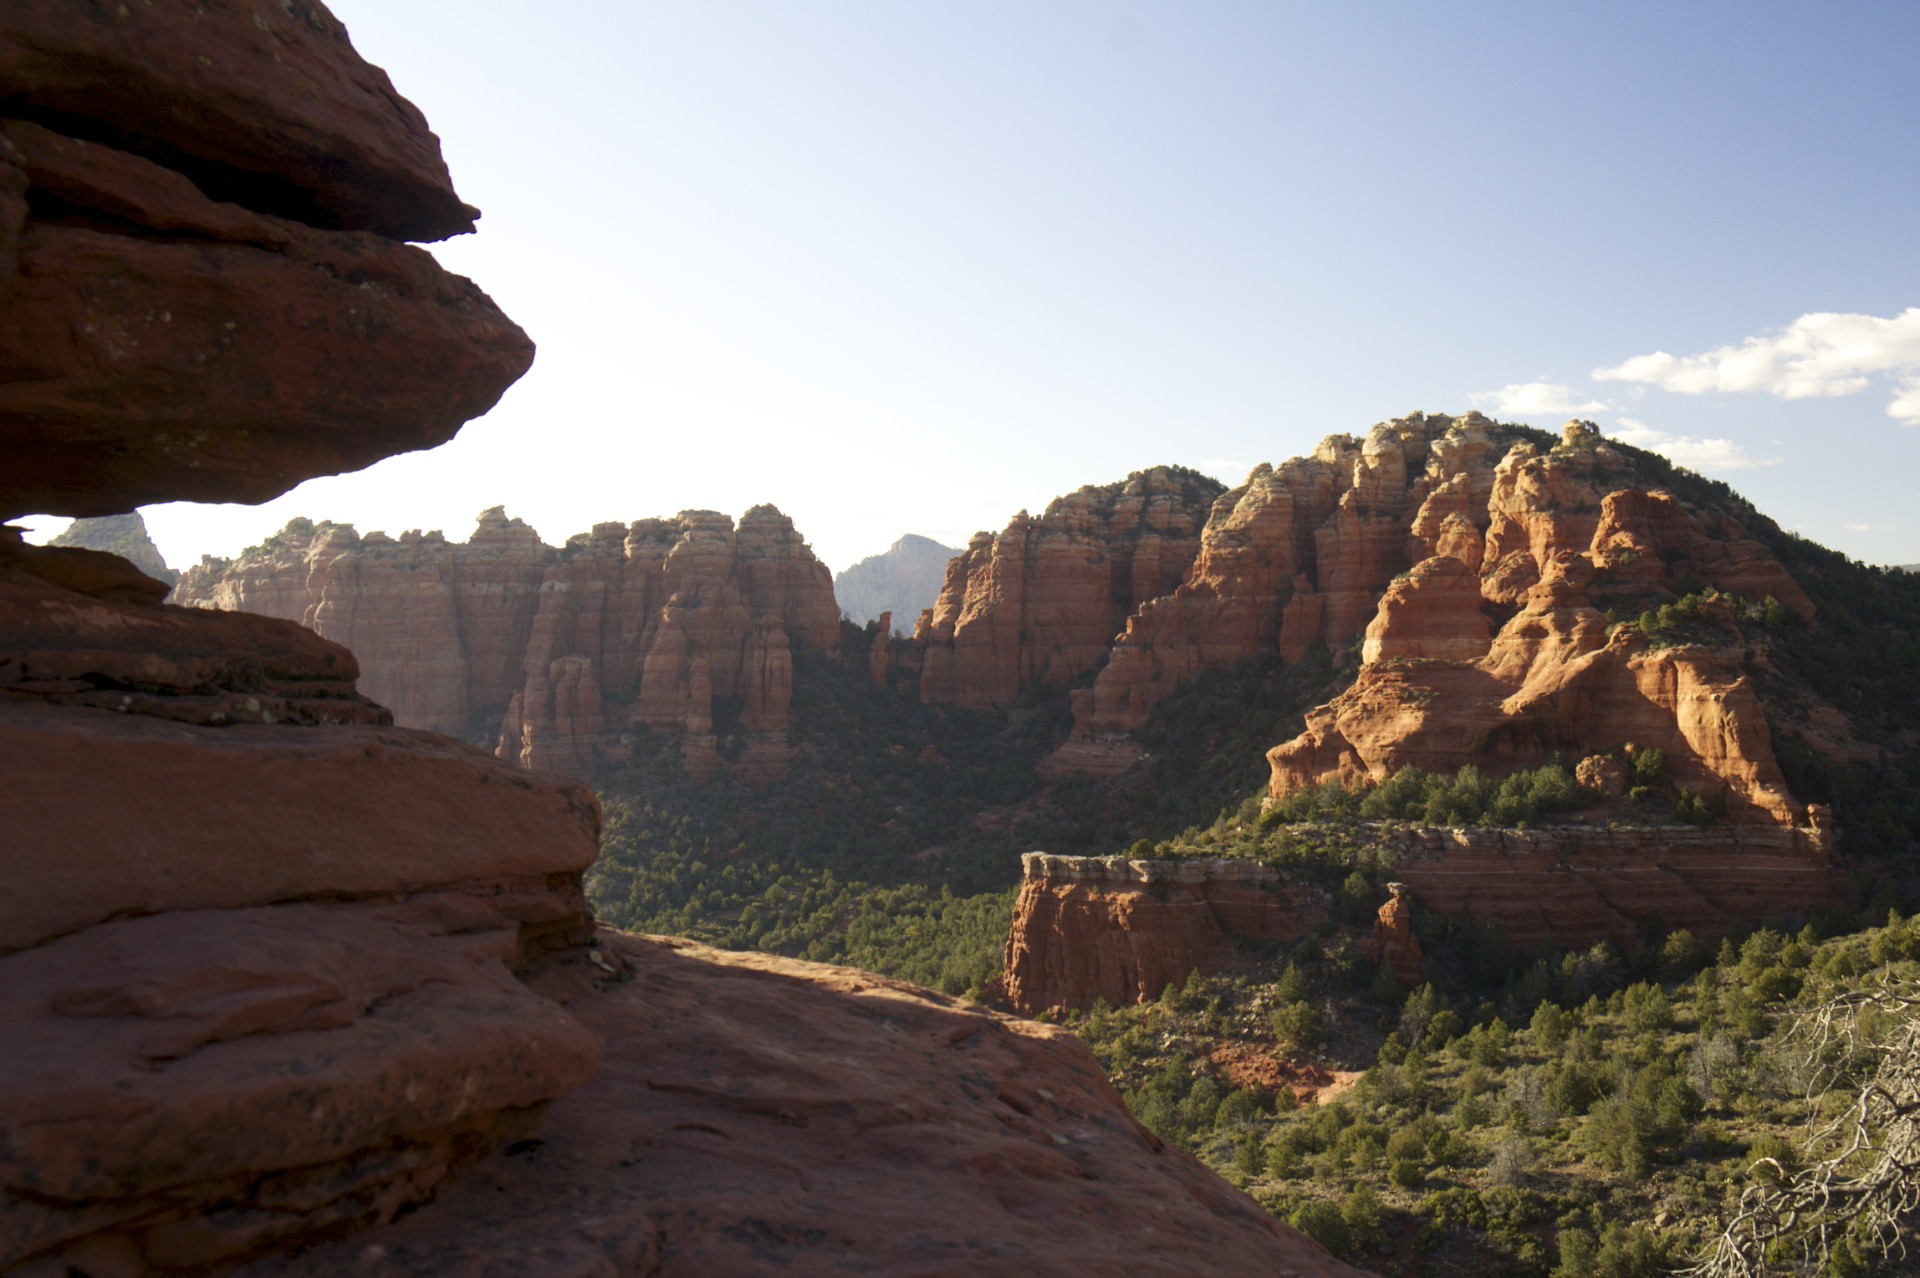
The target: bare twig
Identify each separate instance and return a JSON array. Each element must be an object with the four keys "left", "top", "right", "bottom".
[{"left": 1685, "top": 980, "right": 1920, "bottom": 1276}]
